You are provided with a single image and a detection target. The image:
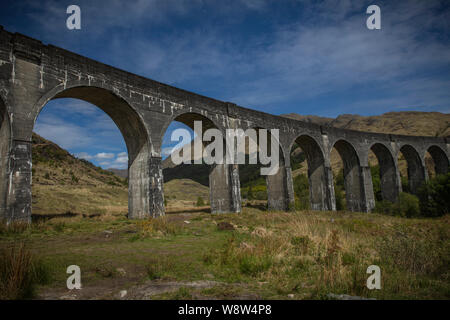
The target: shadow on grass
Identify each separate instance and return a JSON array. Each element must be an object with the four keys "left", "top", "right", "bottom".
[{"left": 31, "top": 211, "right": 102, "bottom": 222}]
